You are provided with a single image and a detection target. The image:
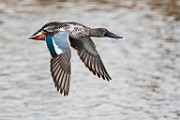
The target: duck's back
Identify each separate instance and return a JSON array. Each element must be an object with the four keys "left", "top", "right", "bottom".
[{"left": 66, "top": 22, "right": 91, "bottom": 39}]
